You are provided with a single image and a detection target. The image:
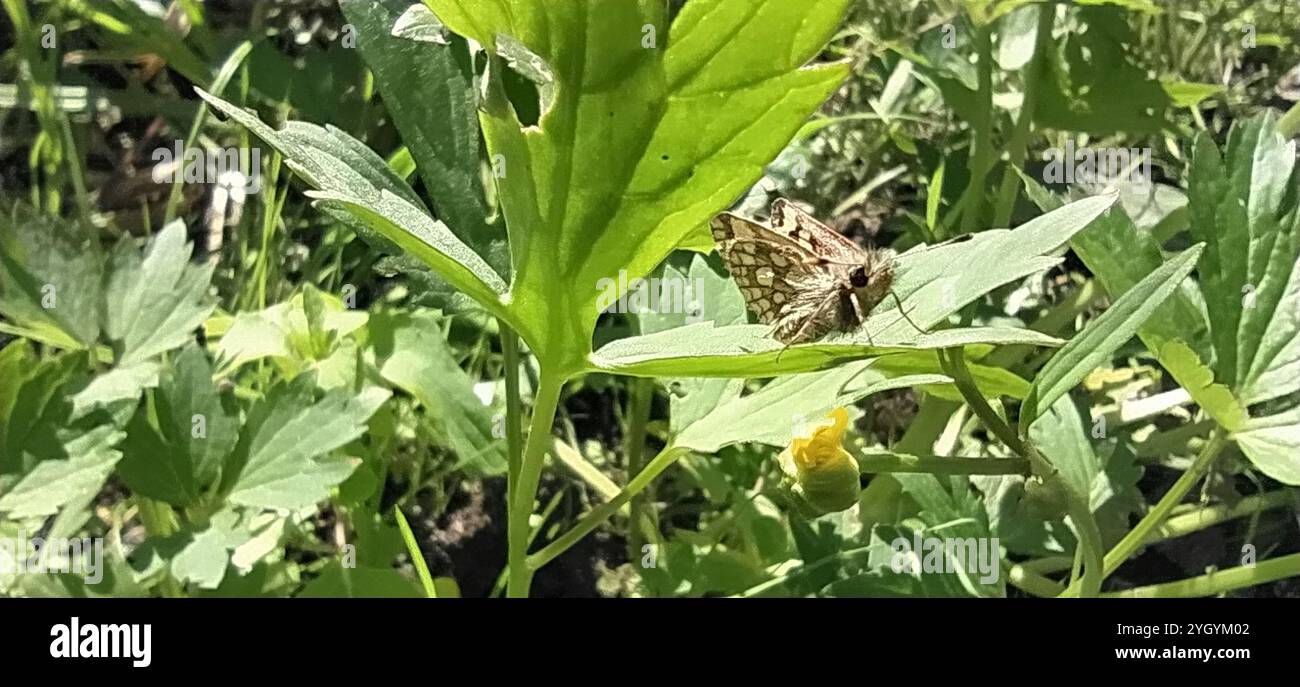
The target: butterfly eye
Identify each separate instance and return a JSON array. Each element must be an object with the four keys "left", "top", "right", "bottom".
[{"left": 849, "top": 266, "right": 869, "bottom": 288}]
